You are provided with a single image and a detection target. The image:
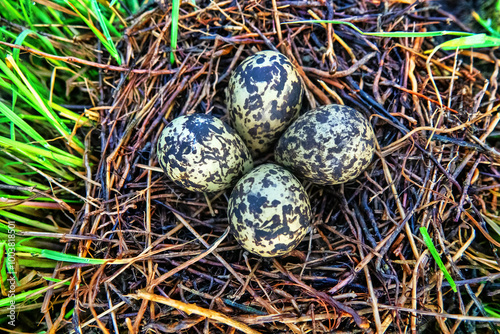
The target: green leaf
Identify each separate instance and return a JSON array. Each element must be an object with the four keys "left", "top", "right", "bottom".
[{"left": 420, "top": 227, "right": 457, "bottom": 293}]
